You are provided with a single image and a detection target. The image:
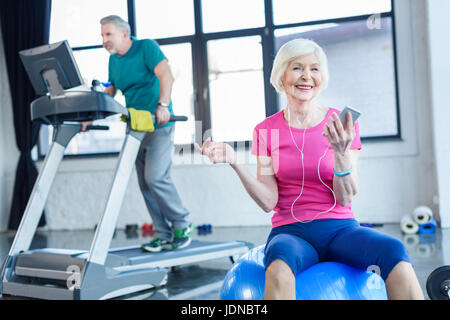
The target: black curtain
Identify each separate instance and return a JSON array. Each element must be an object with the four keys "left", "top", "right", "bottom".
[{"left": 0, "top": 0, "right": 52, "bottom": 230}]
